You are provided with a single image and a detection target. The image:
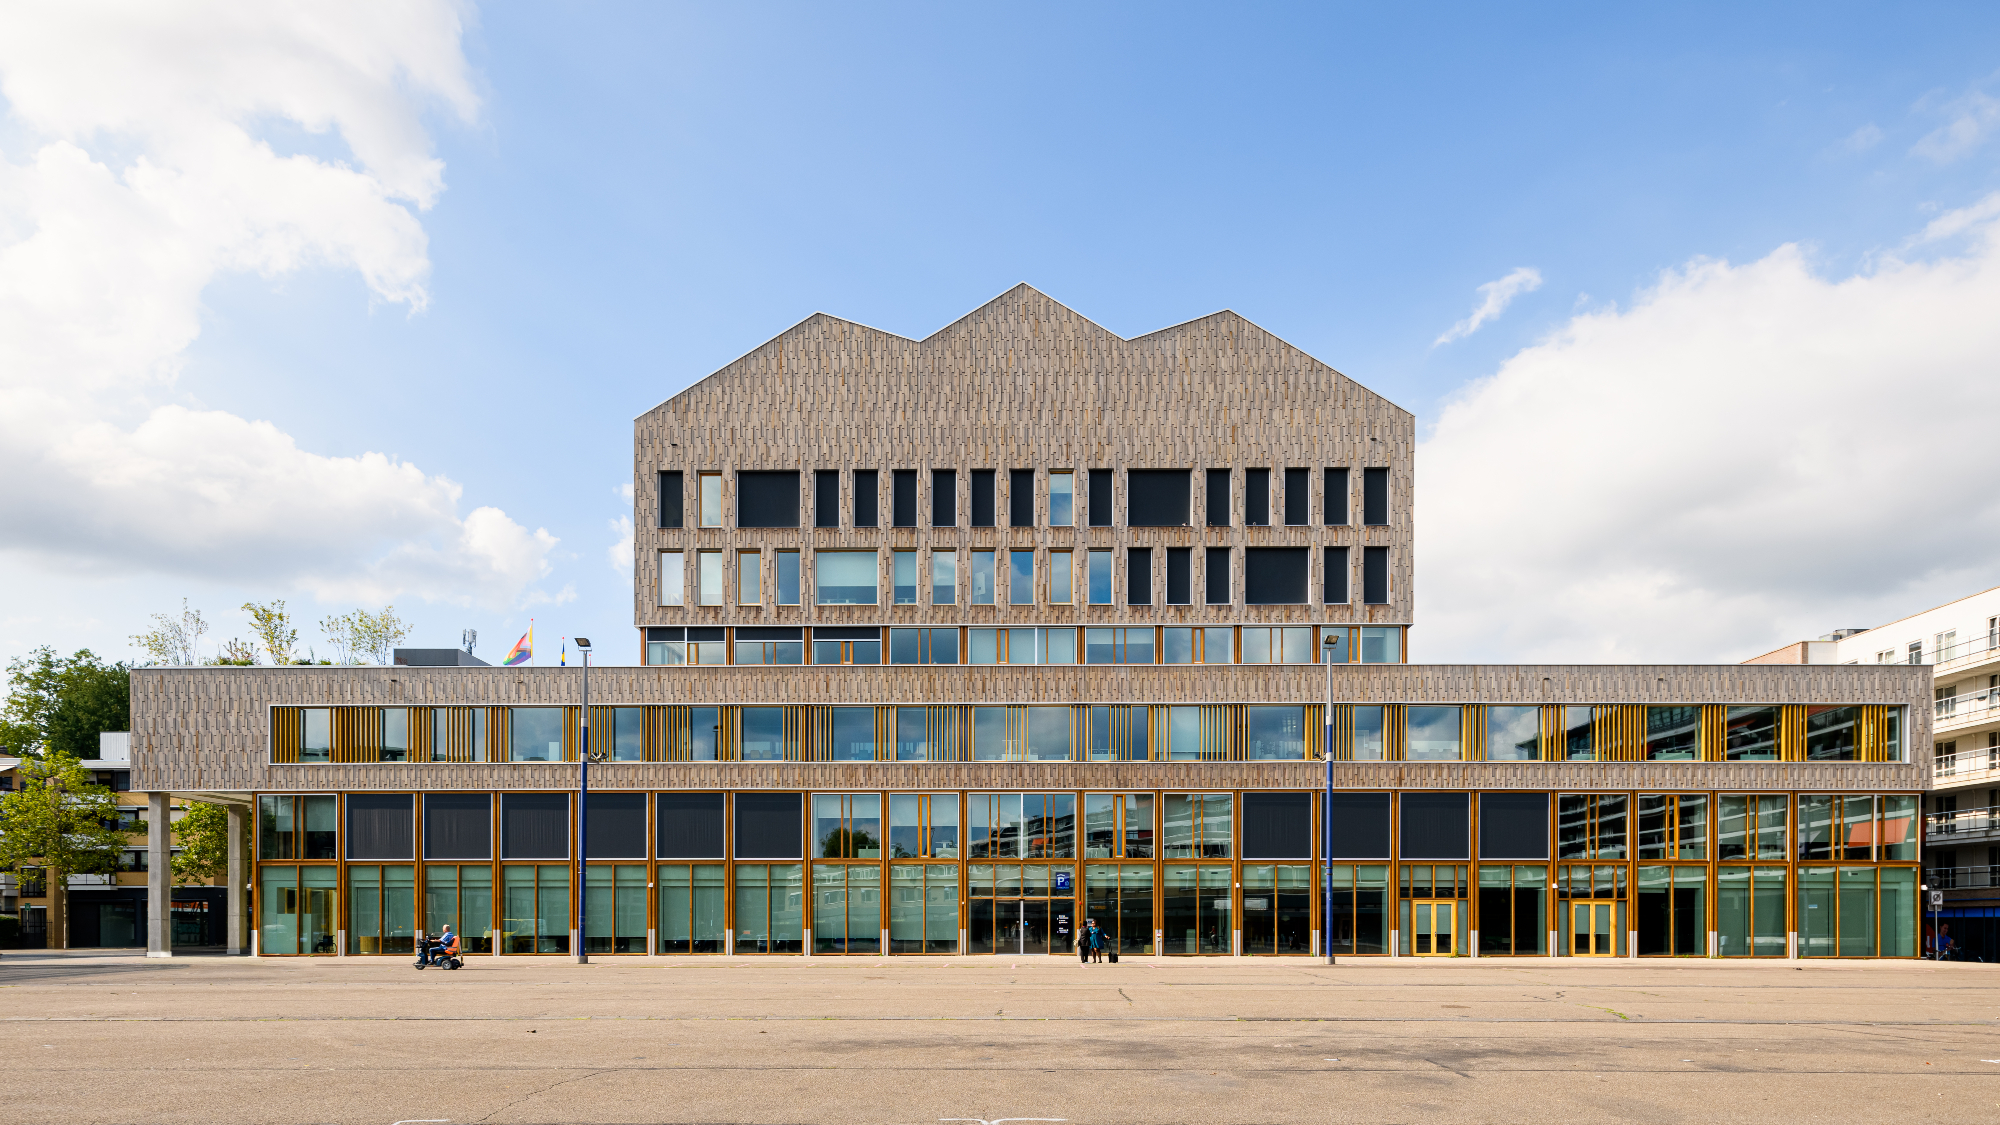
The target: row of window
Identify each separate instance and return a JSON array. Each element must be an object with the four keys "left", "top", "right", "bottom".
[
  {"left": 642, "top": 625, "right": 1404, "bottom": 666},
  {"left": 258, "top": 789, "right": 1919, "bottom": 865},
  {"left": 658, "top": 546, "right": 1392, "bottom": 608},
  {"left": 660, "top": 467, "right": 1393, "bottom": 532},
  {"left": 269, "top": 701, "right": 1901, "bottom": 765}
]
